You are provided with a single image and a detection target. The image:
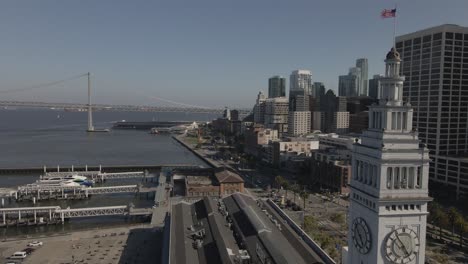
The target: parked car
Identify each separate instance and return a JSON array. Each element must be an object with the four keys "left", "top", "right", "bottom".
[
  {"left": 22, "top": 248, "right": 35, "bottom": 255},
  {"left": 10, "top": 252, "right": 27, "bottom": 259},
  {"left": 27, "top": 241, "right": 43, "bottom": 247}
]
